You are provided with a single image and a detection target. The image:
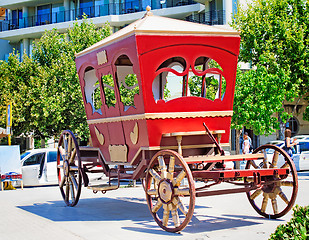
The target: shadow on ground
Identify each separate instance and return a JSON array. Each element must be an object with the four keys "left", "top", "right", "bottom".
[{"left": 17, "top": 196, "right": 265, "bottom": 235}]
